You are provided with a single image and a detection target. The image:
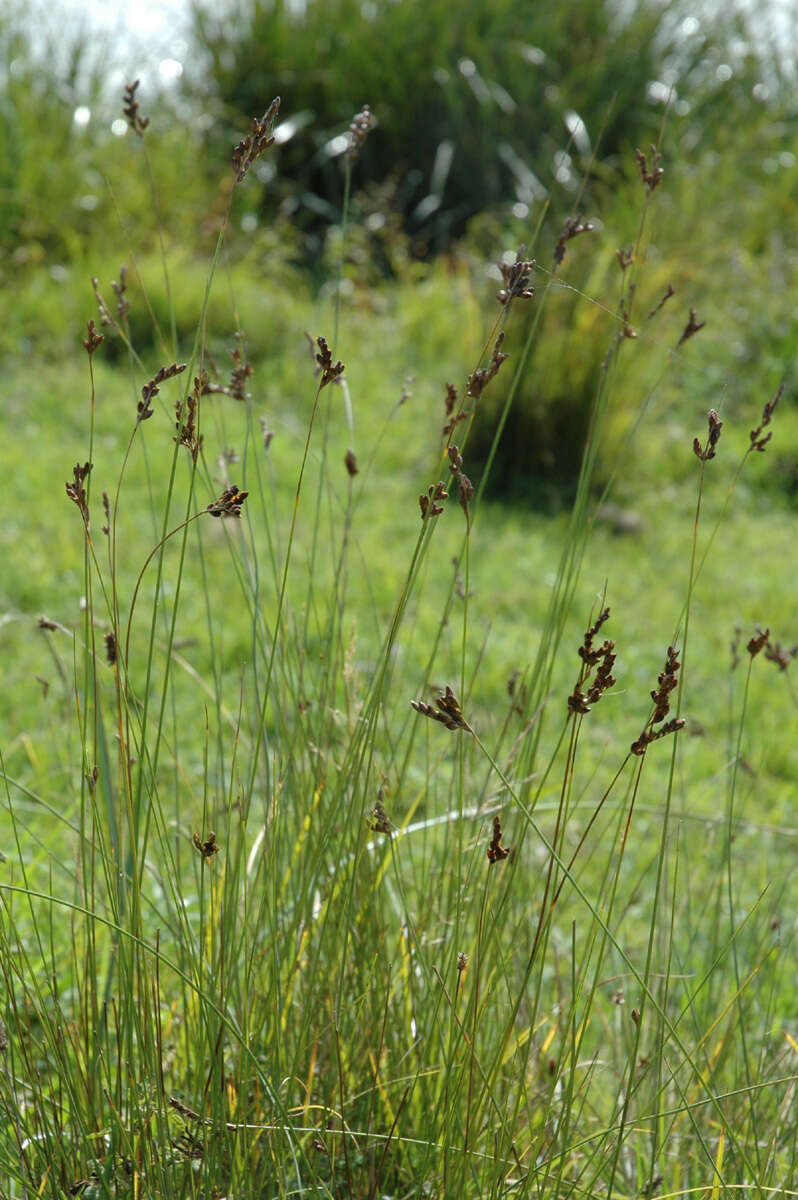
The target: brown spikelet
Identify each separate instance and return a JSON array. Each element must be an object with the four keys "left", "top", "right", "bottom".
[
  {"left": 631, "top": 645, "right": 685, "bottom": 755},
  {"left": 568, "top": 607, "right": 616, "bottom": 716},
  {"left": 315, "top": 336, "right": 345, "bottom": 388},
  {"left": 123, "top": 79, "right": 150, "bottom": 135},
  {"left": 635, "top": 144, "right": 664, "bottom": 193},
  {"left": 487, "top": 815, "right": 510, "bottom": 864},
  {"left": 648, "top": 283, "right": 675, "bottom": 319},
  {"left": 232, "top": 97, "right": 280, "bottom": 183},
  {"left": 104, "top": 632, "right": 117, "bottom": 666},
  {"left": 554, "top": 216, "right": 595, "bottom": 267},
  {"left": 497, "top": 247, "right": 536, "bottom": 305},
  {"left": 193, "top": 830, "right": 220, "bottom": 861},
  {"left": 207, "top": 485, "right": 248, "bottom": 519},
  {"left": 82, "top": 319, "right": 104, "bottom": 356},
  {"left": 677, "top": 307, "right": 706, "bottom": 348},
  {"left": 466, "top": 332, "right": 508, "bottom": 402},
  {"left": 347, "top": 104, "right": 376, "bottom": 158},
  {"left": 749, "top": 383, "right": 784, "bottom": 453},
  {"left": 65, "top": 462, "right": 92, "bottom": 525},
  {"left": 369, "top": 796, "right": 392, "bottom": 836},
  {"left": 175, "top": 374, "right": 205, "bottom": 462},
  {"left": 692, "top": 408, "right": 723, "bottom": 462},
  {"left": 411, "top": 685, "right": 471, "bottom": 733},
  {"left": 419, "top": 481, "right": 448, "bottom": 519},
  {"left": 139, "top": 363, "right": 187, "bottom": 424}
]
